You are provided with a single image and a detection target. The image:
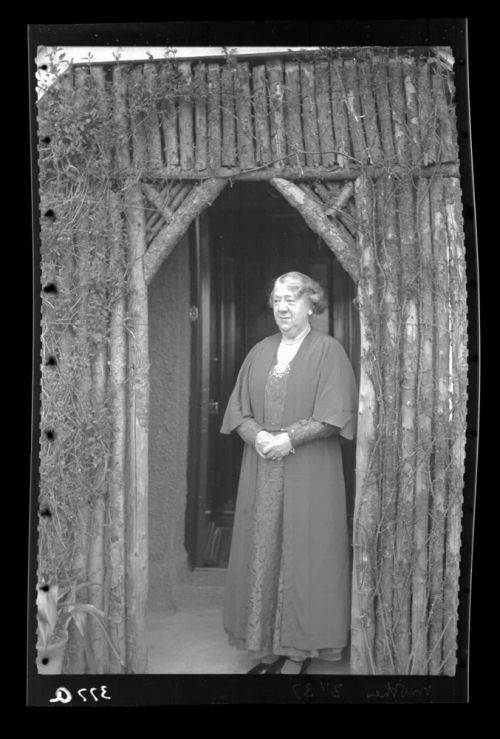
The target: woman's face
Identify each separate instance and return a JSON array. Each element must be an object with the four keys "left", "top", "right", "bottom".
[{"left": 272, "top": 281, "right": 311, "bottom": 339}]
